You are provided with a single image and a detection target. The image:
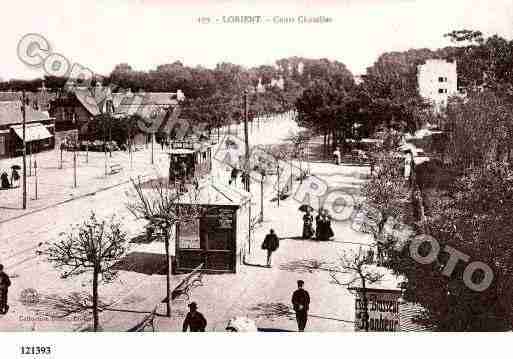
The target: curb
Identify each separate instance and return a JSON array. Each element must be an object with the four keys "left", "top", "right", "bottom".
[{"left": 0, "top": 173, "right": 153, "bottom": 225}]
